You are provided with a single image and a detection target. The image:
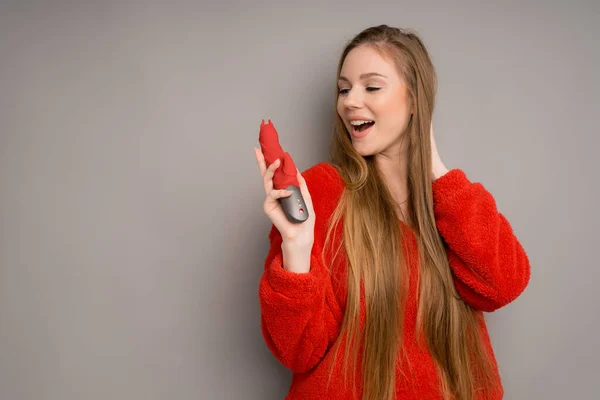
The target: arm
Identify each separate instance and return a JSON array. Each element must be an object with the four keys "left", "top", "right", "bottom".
[
  {"left": 432, "top": 169, "right": 531, "bottom": 312},
  {"left": 259, "top": 225, "right": 342, "bottom": 373},
  {"left": 258, "top": 164, "right": 344, "bottom": 373}
]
